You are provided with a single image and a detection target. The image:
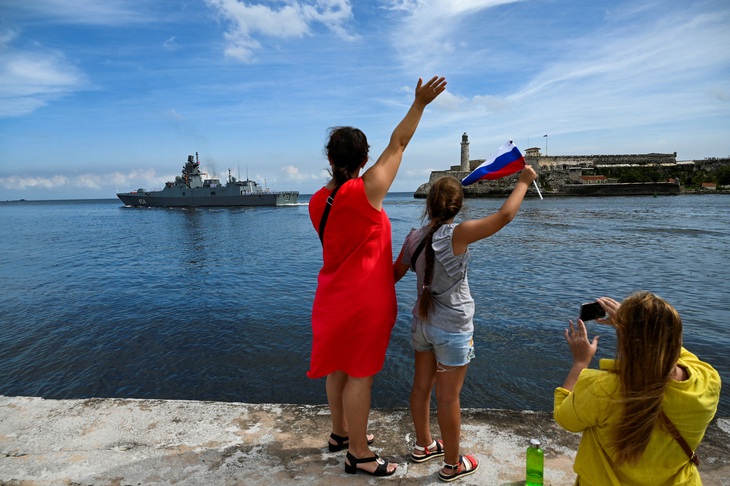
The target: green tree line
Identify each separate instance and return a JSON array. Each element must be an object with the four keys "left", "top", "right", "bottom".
[{"left": 596, "top": 164, "right": 730, "bottom": 188}]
